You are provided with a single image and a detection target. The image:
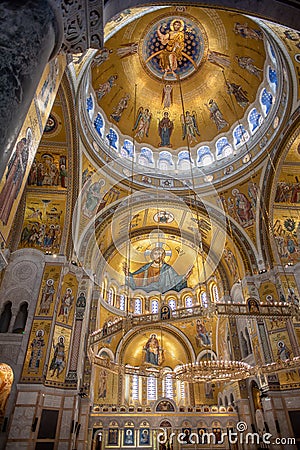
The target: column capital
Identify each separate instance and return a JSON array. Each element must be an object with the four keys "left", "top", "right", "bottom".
[{"left": 56, "top": 0, "right": 104, "bottom": 54}]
